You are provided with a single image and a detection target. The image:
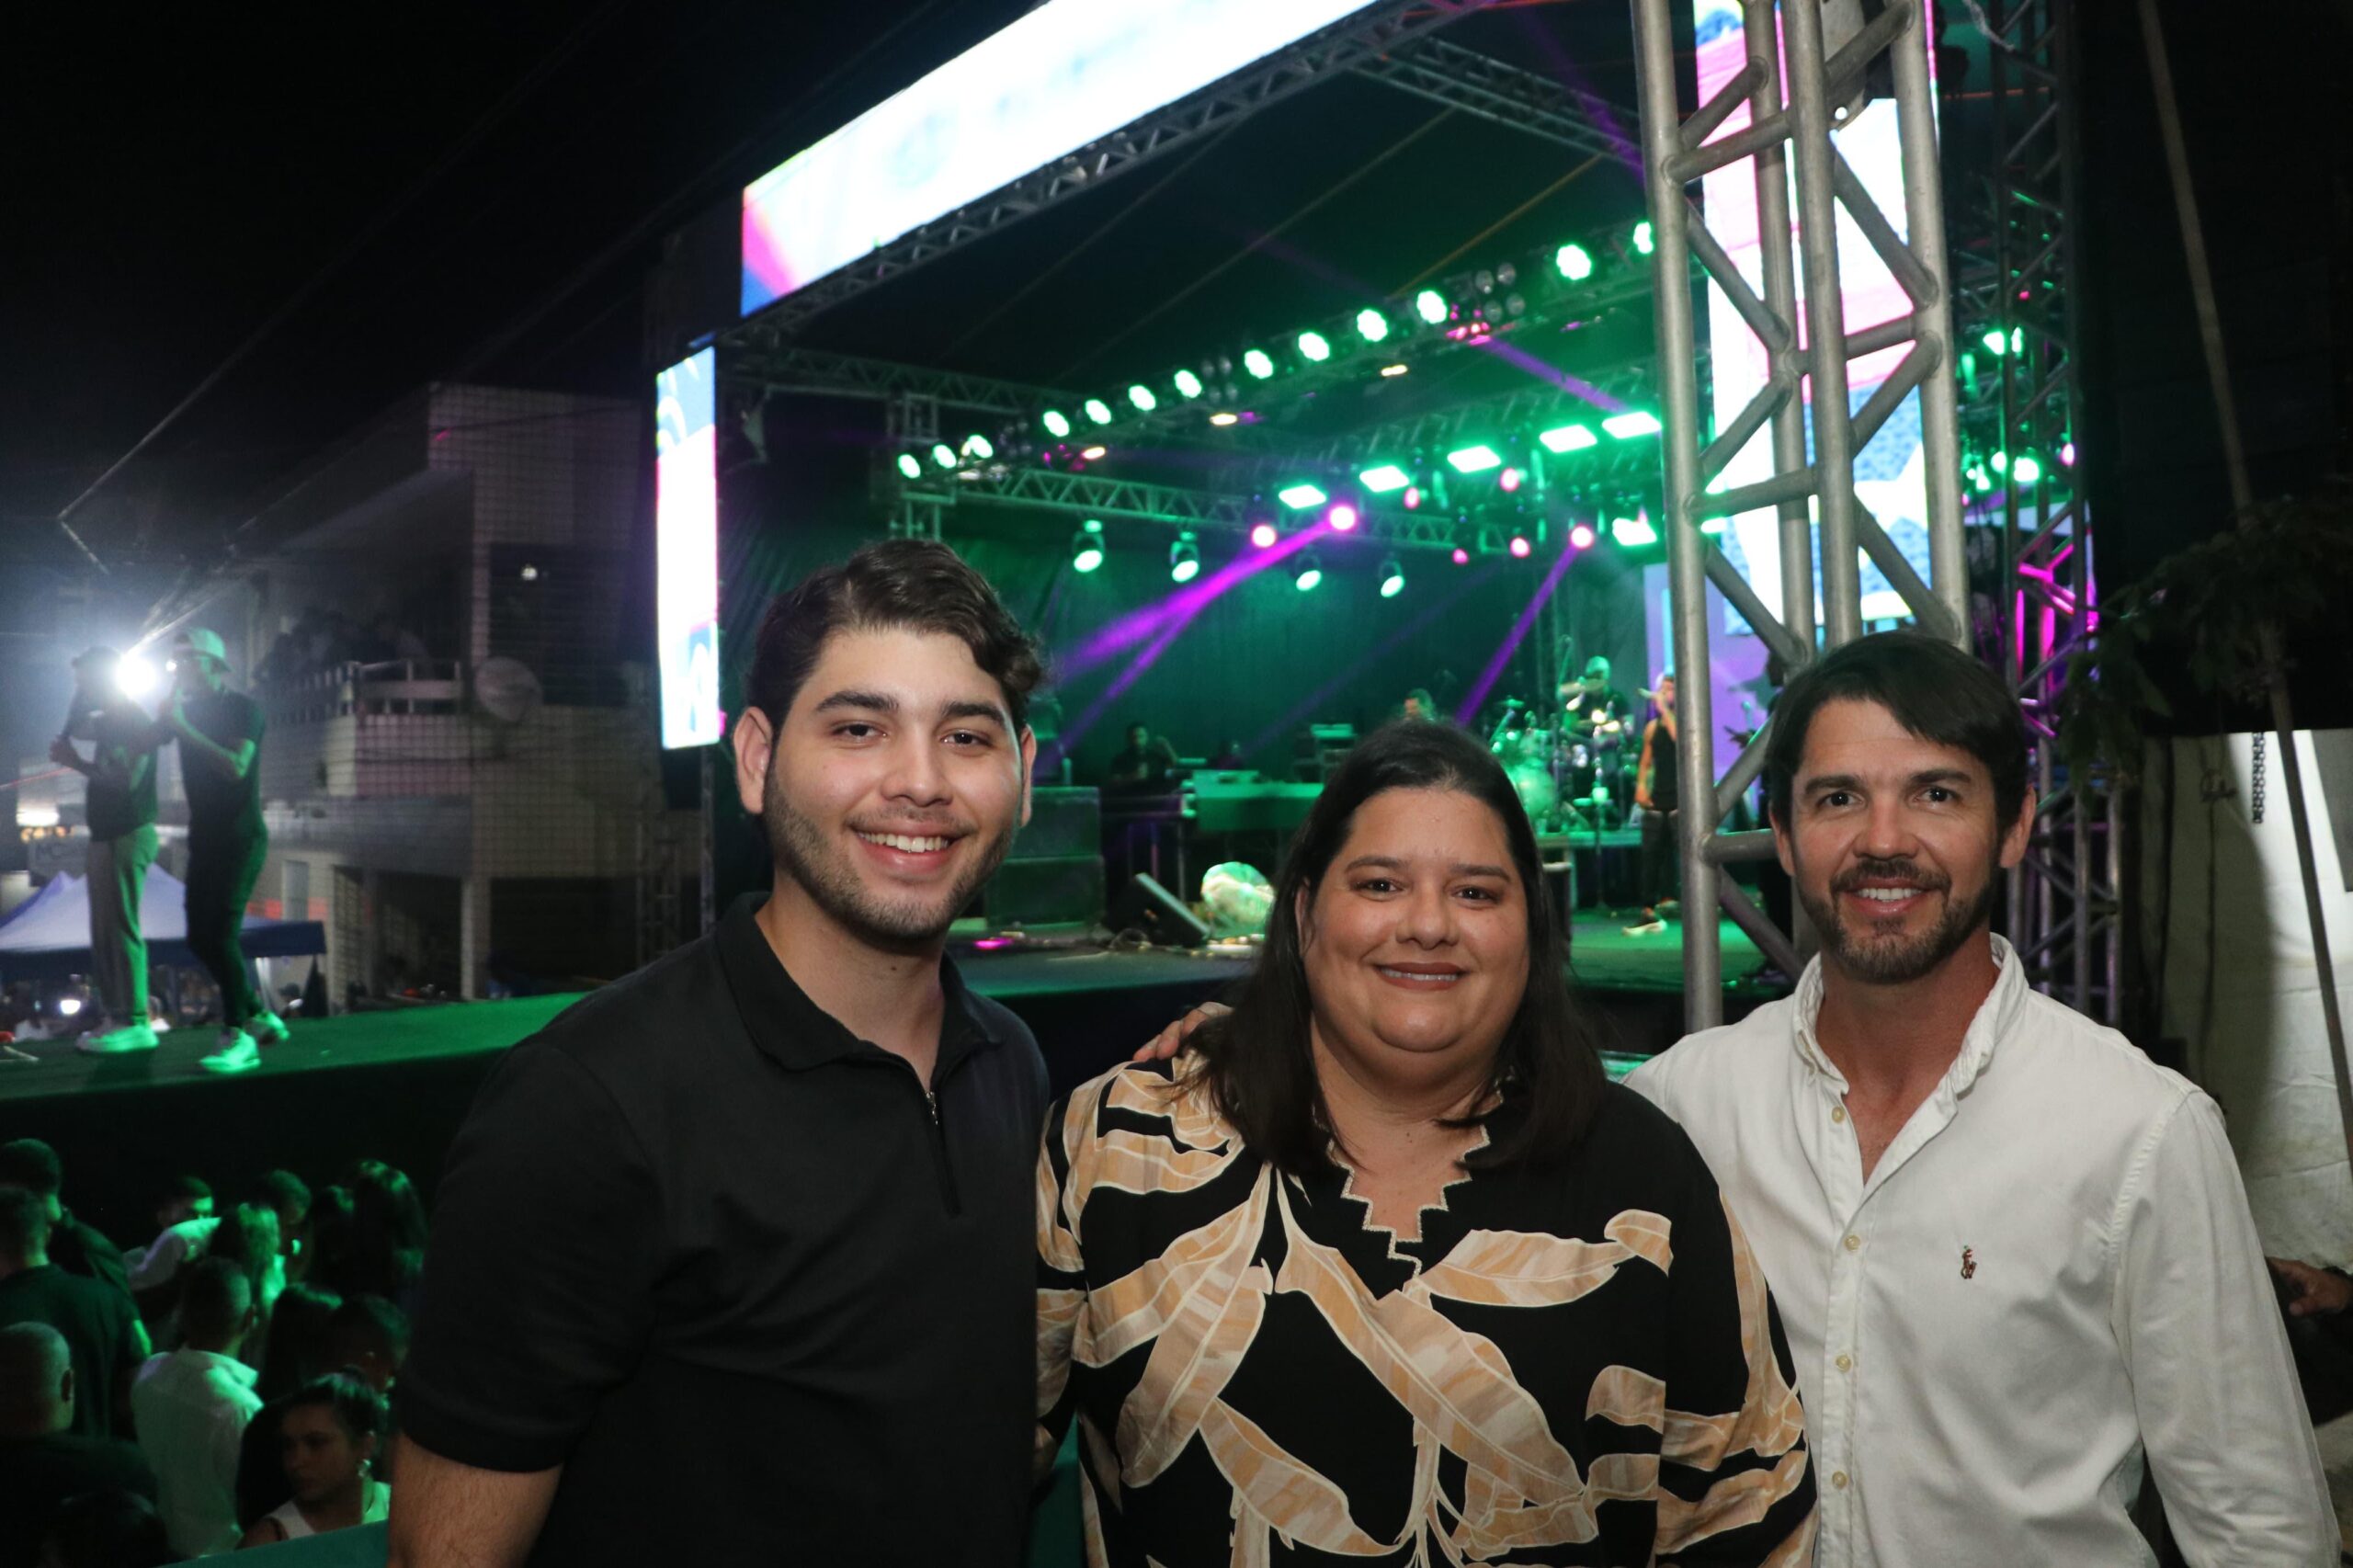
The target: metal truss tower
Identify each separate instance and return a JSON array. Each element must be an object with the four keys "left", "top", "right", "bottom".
[
  {"left": 1630, "top": 0, "right": 1970, "bottom": 1028},
  {"left": 1956, "top": 0, "right": 2119, "bottom": 1023}
]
